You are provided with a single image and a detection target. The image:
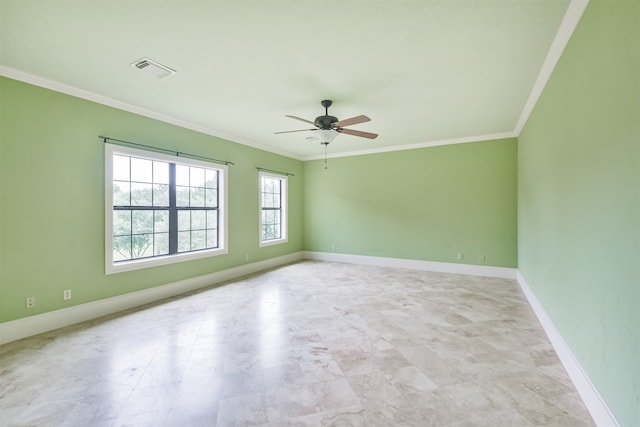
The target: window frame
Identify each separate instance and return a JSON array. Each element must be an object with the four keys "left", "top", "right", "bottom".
[
  {"left": 105, "top": 143, "right": 228, "bottom": 274},
  {"left": 258, "top": 171, "right": 288, "bottom": 247}
]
